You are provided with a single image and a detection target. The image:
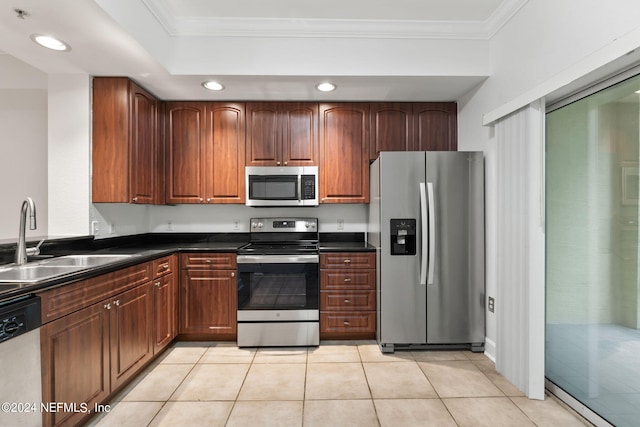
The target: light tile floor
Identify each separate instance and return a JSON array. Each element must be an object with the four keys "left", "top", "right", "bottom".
[{"left": 87, "top": 341, "right": 591, "bottom": 427}]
